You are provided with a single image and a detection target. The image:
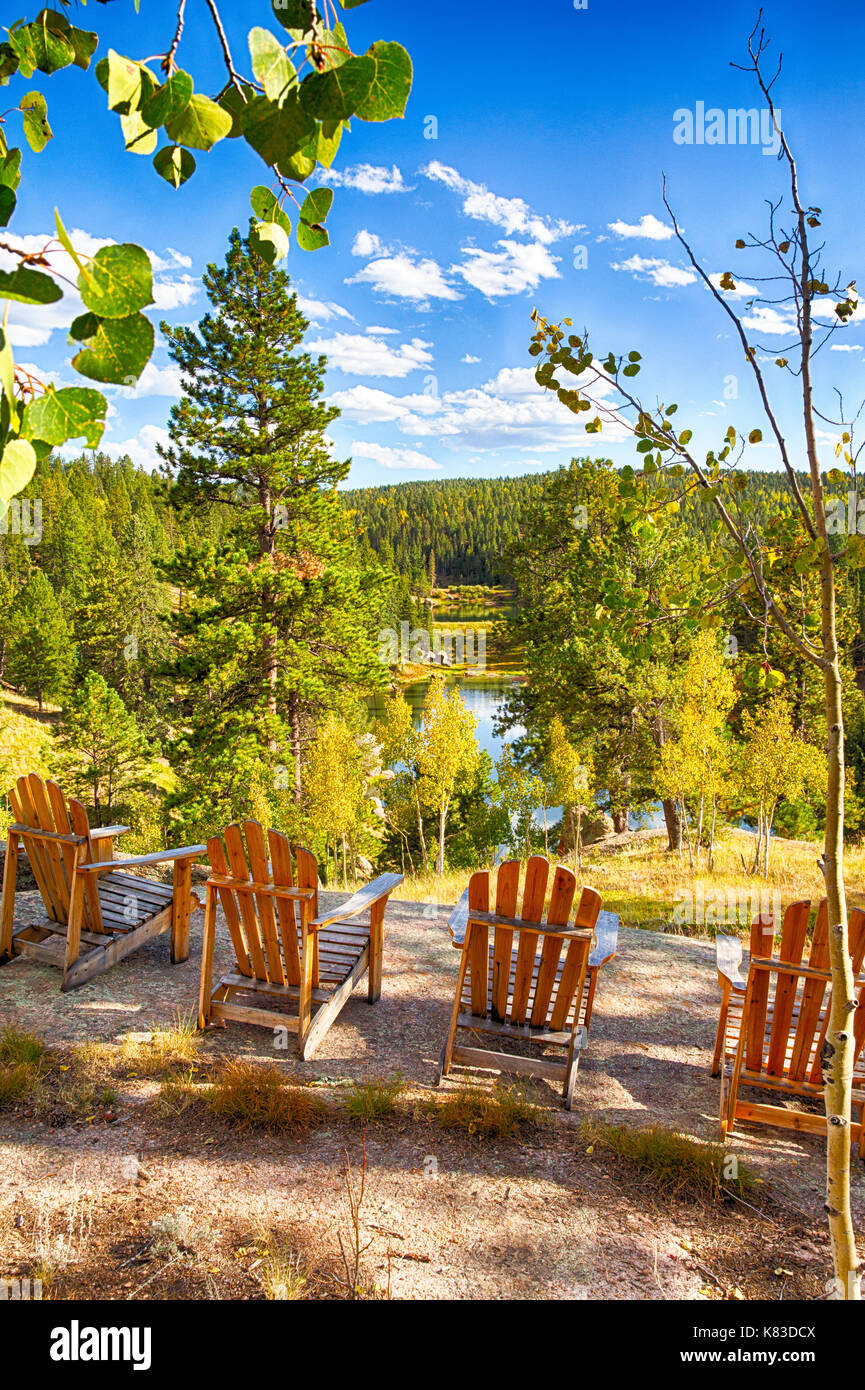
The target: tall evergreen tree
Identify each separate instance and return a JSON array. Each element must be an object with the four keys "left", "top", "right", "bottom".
[
  {"left": 56, "top": 671, "right": 151, "bottom": 824},
  {"left": 6, "top": 569, "right": 75, "bottom": 711},
  {"left": 158, "top": 228, "right": 387, "bottom": 836}
]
